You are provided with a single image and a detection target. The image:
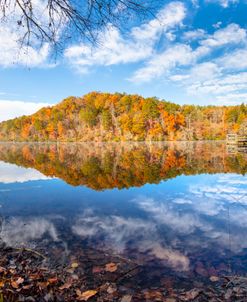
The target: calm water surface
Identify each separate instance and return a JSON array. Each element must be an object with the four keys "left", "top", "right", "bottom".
[{"left": 0, "top": 142, "right": 246, "bottom": 288}]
